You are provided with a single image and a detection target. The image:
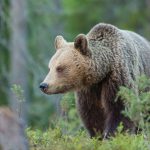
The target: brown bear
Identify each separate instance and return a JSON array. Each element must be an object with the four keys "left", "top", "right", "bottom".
[{"left": 39, "top": 23, "right": 150, "bottom": 138}]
